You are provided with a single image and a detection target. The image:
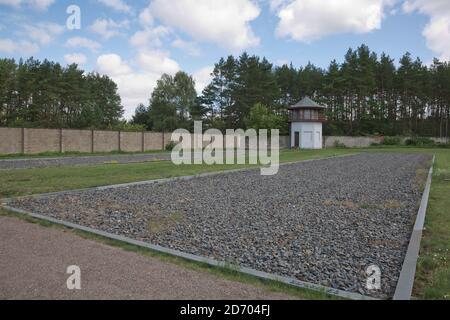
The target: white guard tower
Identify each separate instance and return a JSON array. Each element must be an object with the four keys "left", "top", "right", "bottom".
[{"left": 288, "top": 97, "right": 326, "bottom": 149}]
